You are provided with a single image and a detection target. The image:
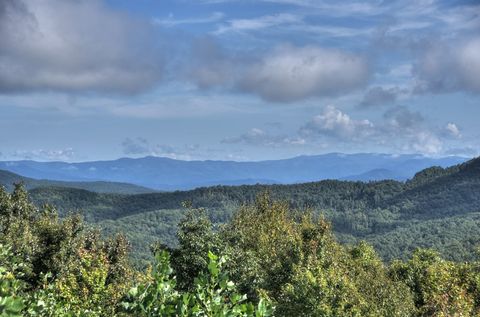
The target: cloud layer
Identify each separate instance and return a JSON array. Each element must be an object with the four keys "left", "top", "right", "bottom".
[
  {"left": 0, "top": 0, "right": 164, "bottom": 94},
  {"left": 415, "top": 37, "right": 480, "bottom": 94},
  {"left": 239, "top": 45, "right": 369, "bottom": 102},
  {"left": 188, "top": 42, "right": 370, "bottom": 103}
]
